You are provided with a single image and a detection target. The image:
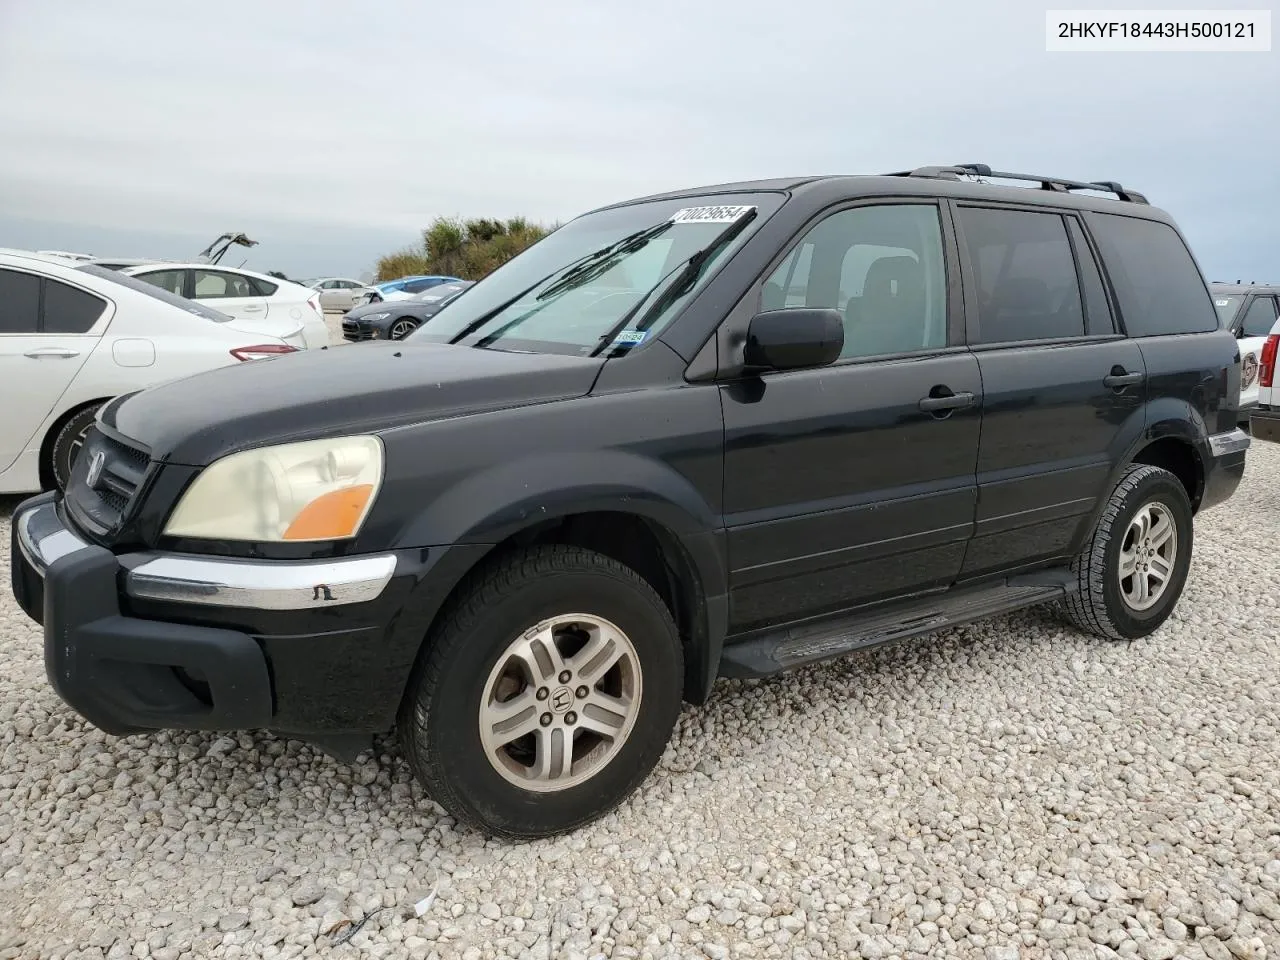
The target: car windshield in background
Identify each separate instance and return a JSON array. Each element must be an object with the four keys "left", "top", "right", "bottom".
[
  {"left": 1212, "top": 295, "right": 1241, "bottom": 327},
  {"left": 411, "top": 193, "right": 784, "bottom": 356},
  {"left": 77, "top": 264, "right": 233, "bottom": 323},
  {"left": 412, "top": 282, "right": 470, "bottom": 303}
]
